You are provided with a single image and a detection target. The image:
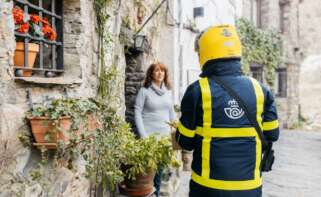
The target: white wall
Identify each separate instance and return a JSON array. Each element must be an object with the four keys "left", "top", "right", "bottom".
[{"left": 169, "top": 0, "right": 241, "bottom": 104}]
